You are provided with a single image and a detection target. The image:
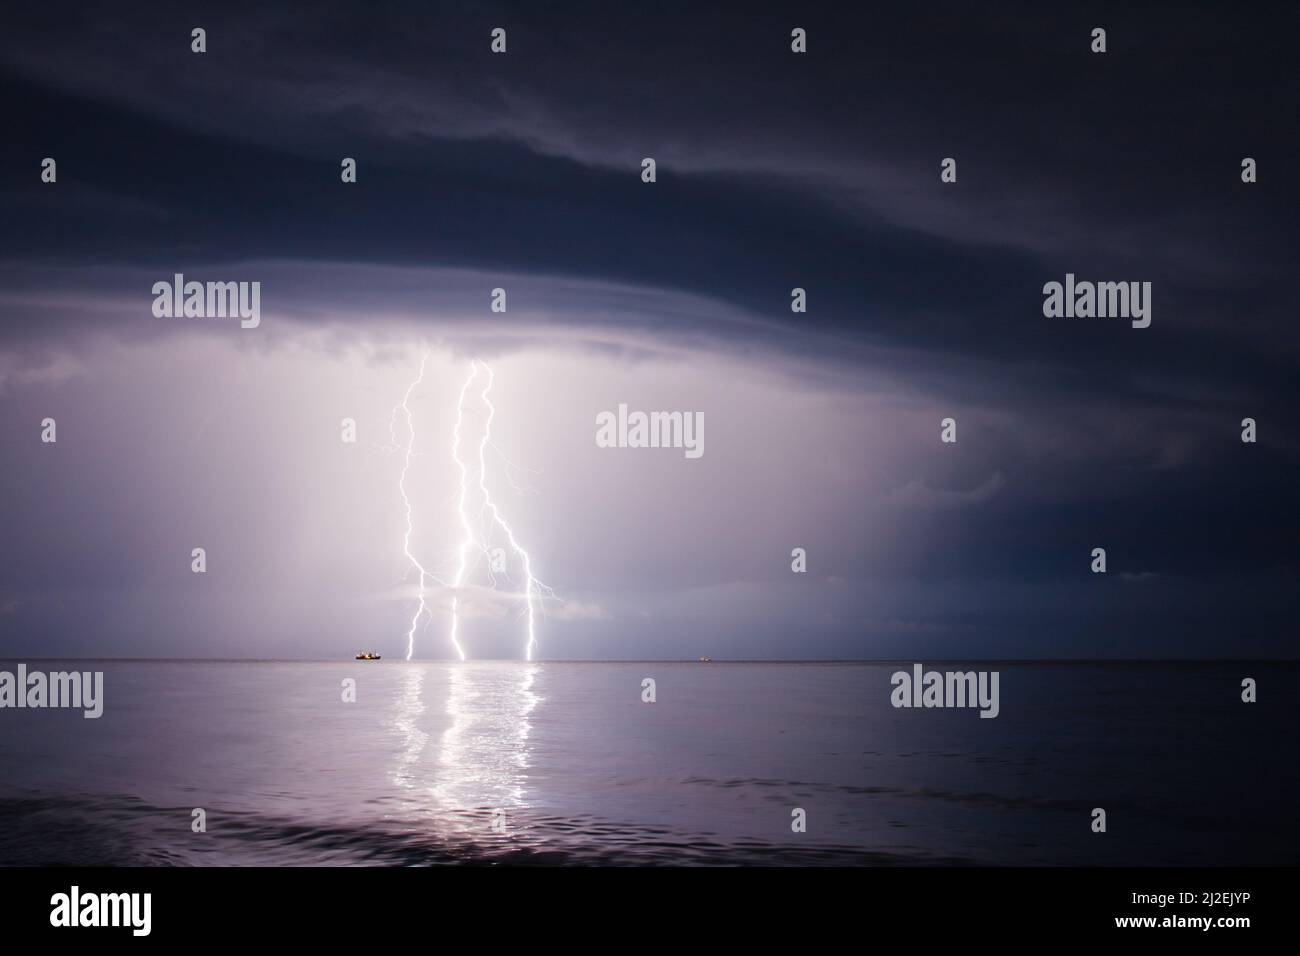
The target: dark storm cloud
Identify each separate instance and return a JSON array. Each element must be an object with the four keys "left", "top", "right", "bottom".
[
  {"left": 2, "top": 2, "right": 1296, "bottom": 391},
  {"left": 0, "top": 1, "right": 1296, "bottom": 657}
]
